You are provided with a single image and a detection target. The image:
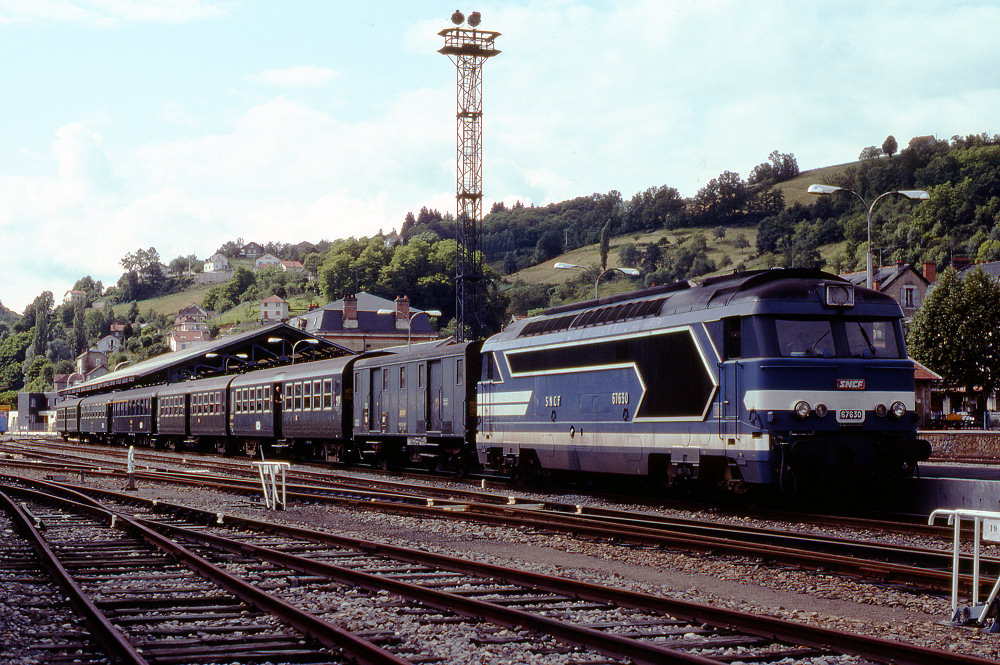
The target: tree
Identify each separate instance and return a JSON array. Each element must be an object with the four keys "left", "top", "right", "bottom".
[
  {"left": 617, "top": 243, "right": 641, "bottom": 267},
  {"left": 28, "top": 291, "right": 53, "bottom": 357},
  {"left": 882, "top": 135, "right": 898, "bottom": 158},
  {"left": 599, "top": 220, "right": 611, "bottom": 272},
  {"left": 859, "top": 146, "right": 882, "bottom": 161},
  {"left": 908, "top": 267, "right": 1000, "bottom": 417}
]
